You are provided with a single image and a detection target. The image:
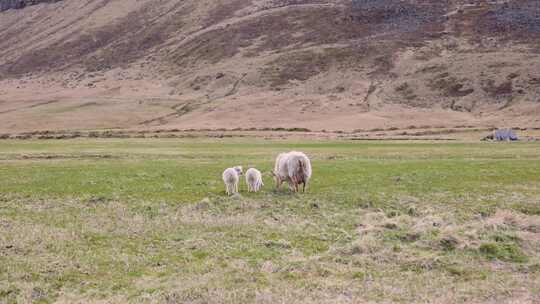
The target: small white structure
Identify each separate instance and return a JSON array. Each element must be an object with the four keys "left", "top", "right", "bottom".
[
  {"left": 272, "top": 151, "right": 312, "bottom": 192},
  {"left": 222, "top": 166, "right": 243, "bottom": 196},
  {"left": 245, "top": 168, "right": 264, "bottom": 192}
]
